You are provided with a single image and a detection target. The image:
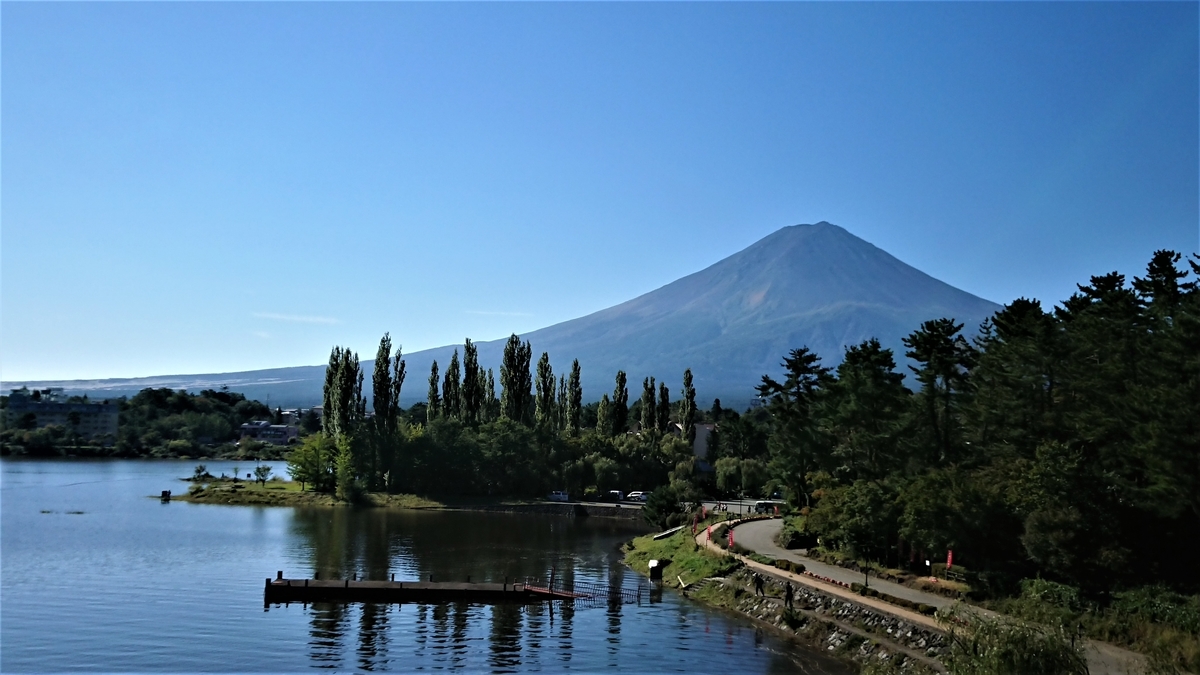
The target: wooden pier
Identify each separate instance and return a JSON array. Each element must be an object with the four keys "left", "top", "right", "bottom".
[{"left": 264, "top": 573, "right": 589, "bottom": 606}]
